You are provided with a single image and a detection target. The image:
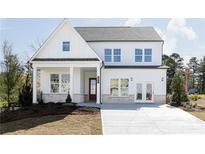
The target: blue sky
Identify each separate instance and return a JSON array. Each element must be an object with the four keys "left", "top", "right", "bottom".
[{"left": 0, "top": 18, "right": 204, "bottom": 64}]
